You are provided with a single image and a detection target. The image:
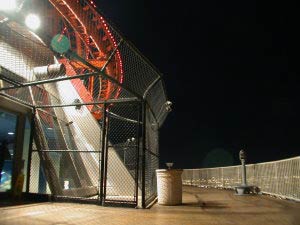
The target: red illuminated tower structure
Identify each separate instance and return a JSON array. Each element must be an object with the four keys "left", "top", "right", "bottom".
[{"left": 34, "top": 0, "right": 124, "bottom": 119}]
